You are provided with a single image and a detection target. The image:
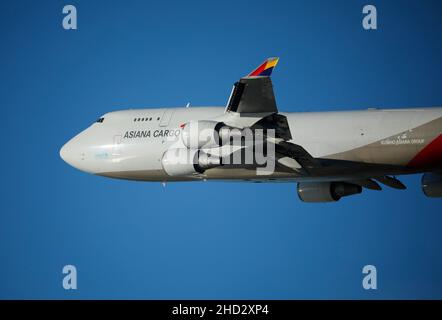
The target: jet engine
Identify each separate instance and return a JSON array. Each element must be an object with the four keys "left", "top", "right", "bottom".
[
  {"left": 421, "top": 172, "right": 442, "bottom": 198},
  {"left": 181, "top": 121, "right": 225, "bottom": 149},
  {"left": 161, "top": 148, "right": 221, "bottom": 177},
  {"left": 181, "top": 120, "right": 246, "bottom": 149},
  {"left": 297, "top": 182, "right": 362, "bottom": 202}
]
